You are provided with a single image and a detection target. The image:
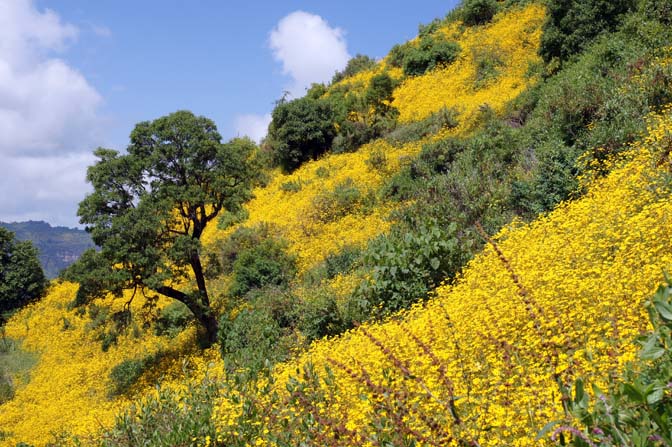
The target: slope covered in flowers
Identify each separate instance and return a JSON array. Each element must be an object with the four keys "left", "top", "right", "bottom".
[{"left": 212, "top": 107, "right": 672, "bottom": 446}]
